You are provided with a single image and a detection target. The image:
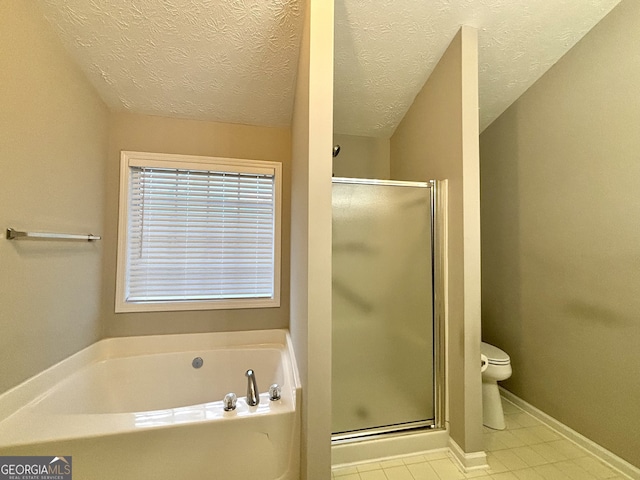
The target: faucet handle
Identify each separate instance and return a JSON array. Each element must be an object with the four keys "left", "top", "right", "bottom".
[
  {"left": 269, "top": 384, "right": 282, "bottom": 401},
  {"left": 223, "top": 392, "right": 237, "bottom": 411}
]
